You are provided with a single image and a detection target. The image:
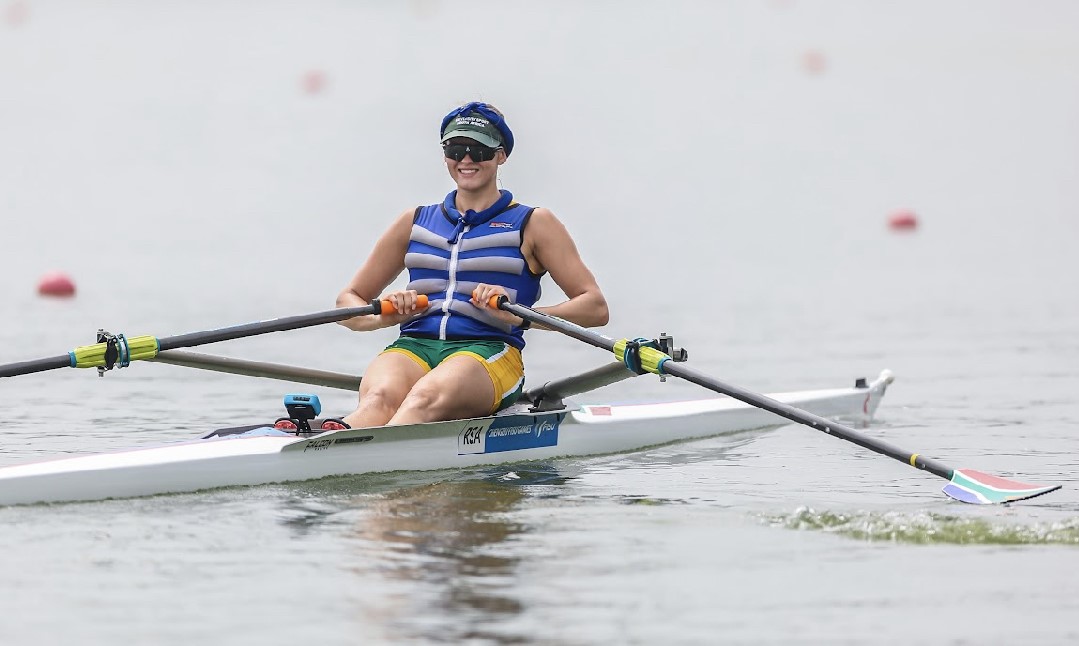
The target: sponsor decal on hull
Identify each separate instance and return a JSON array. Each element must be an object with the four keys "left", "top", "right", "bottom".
[
  {"left": 457, "top": 413, "right": 564, "bottom": 455},
  {"left": 301, "top": 435, "right": 375, "bottom": 452},
  {"left": 289, "top": 431, "right": 375, "bottom": 453}
]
